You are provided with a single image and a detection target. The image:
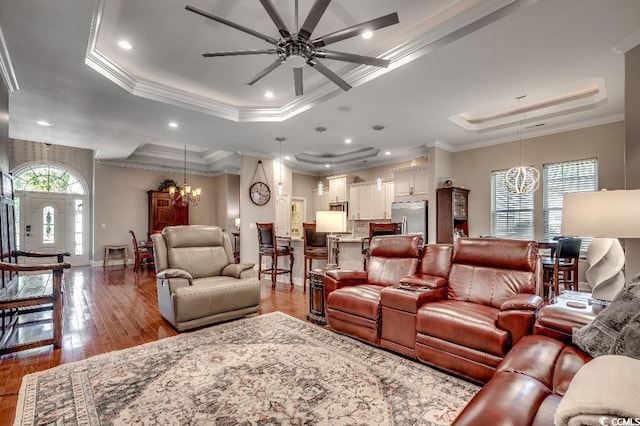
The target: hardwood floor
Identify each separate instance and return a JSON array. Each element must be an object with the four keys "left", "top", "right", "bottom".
[{"left": 0, "top": 266, "right": 310, "bottom": 424}]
